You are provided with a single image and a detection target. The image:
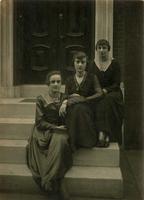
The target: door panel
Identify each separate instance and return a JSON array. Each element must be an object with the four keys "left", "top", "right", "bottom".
[{"left": 14, "top": 0, "right": 95, "bottom": 84}]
